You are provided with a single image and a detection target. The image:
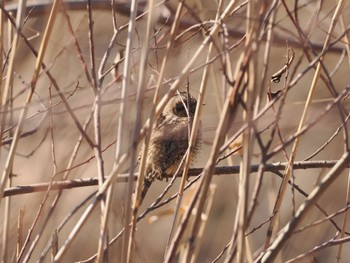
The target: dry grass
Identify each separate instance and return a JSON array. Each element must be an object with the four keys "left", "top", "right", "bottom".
[{"left": 1, "top": 0, "right": 350, "bottom": 262}]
